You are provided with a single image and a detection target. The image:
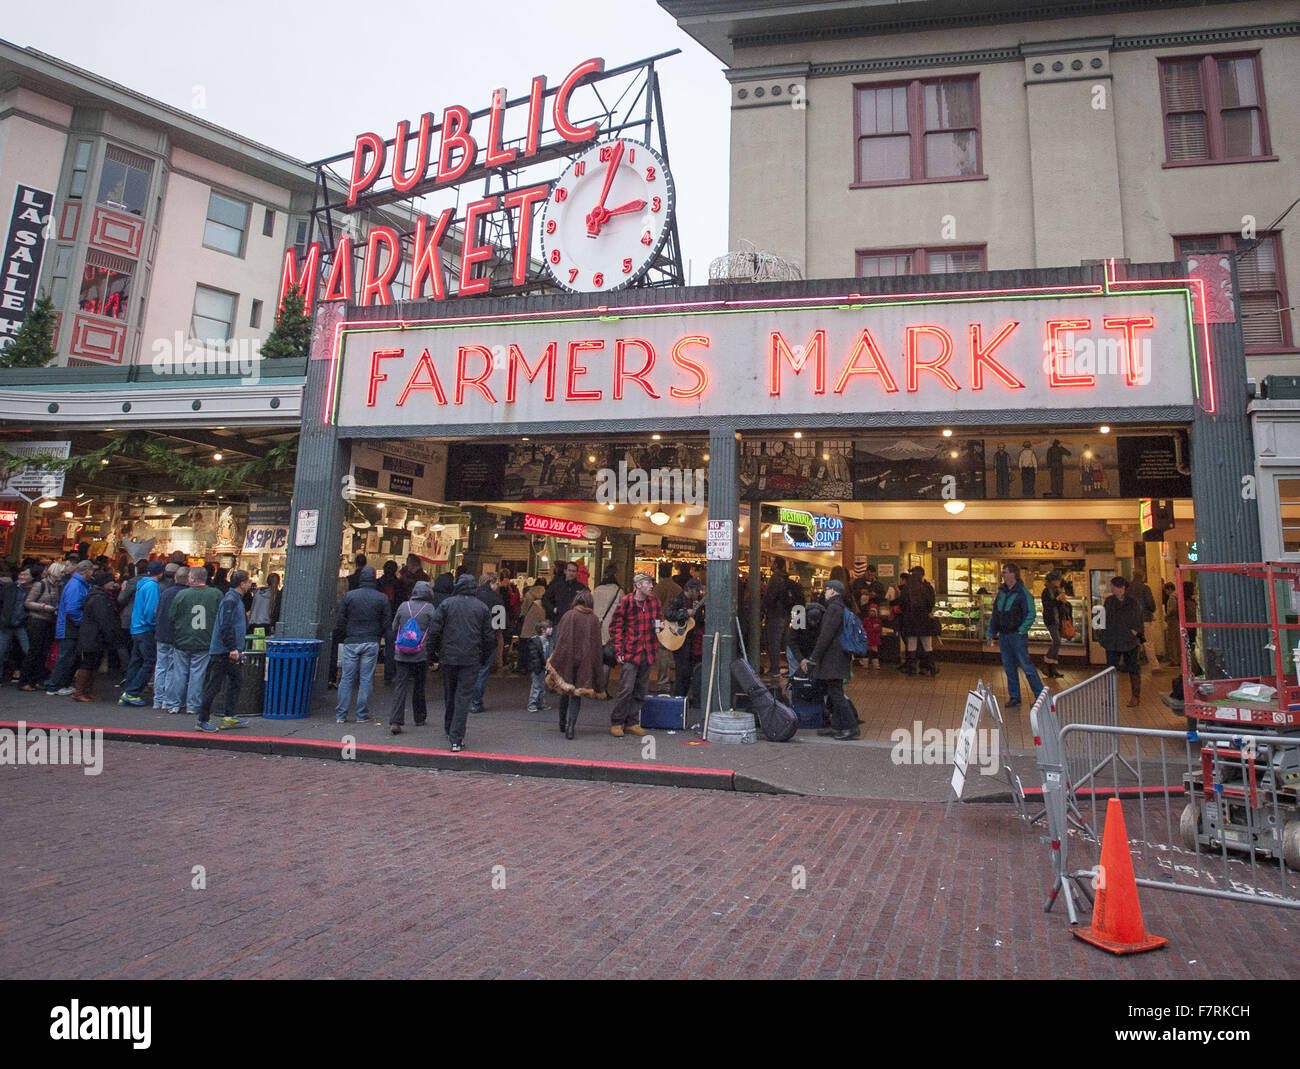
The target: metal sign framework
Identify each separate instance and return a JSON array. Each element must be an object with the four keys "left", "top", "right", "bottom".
[{"left": 303, "top": 51, "right": 686, "bottom": 299}]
